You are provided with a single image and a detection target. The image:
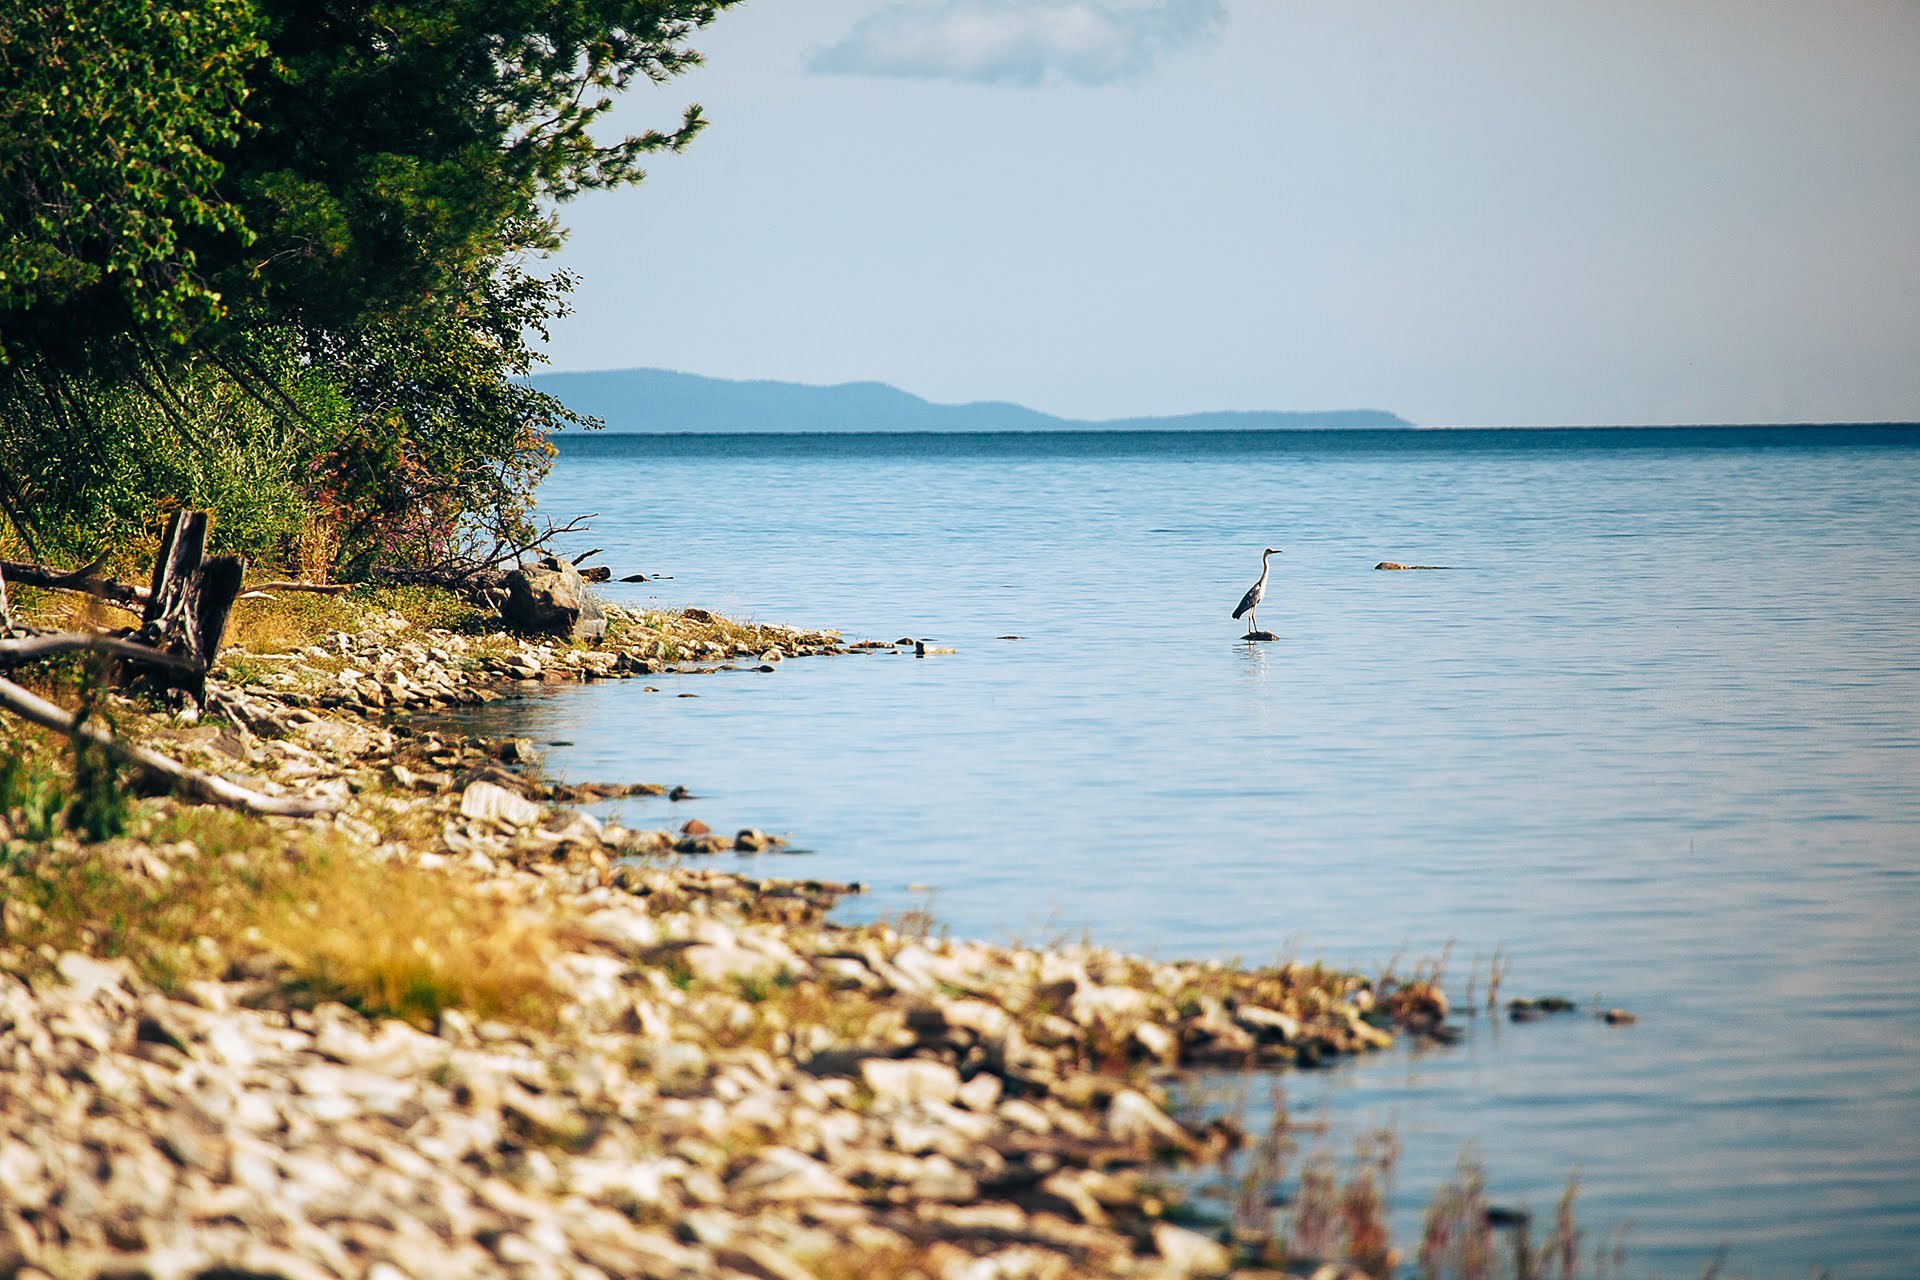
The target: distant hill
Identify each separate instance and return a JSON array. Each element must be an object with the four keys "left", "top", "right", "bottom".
[{"left": 528, "top": 368, "right": 1411, "bottom": 433}]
